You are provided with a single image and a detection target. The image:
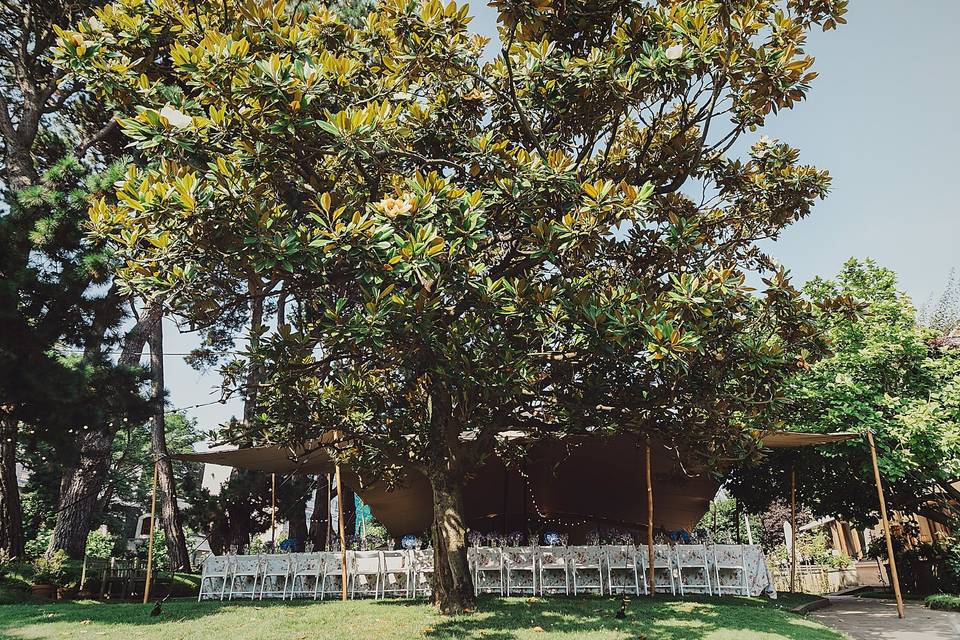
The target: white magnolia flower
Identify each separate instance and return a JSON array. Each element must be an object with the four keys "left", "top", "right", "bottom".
[
  {"left": 665, "top": 44, "right": 684, "bottom": 60},
  {"left": 377, "top": 195, "right": 414, "bottom": 219},
  {"left": 160, "top": 105, "right": 193, "bottom": 129}
]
